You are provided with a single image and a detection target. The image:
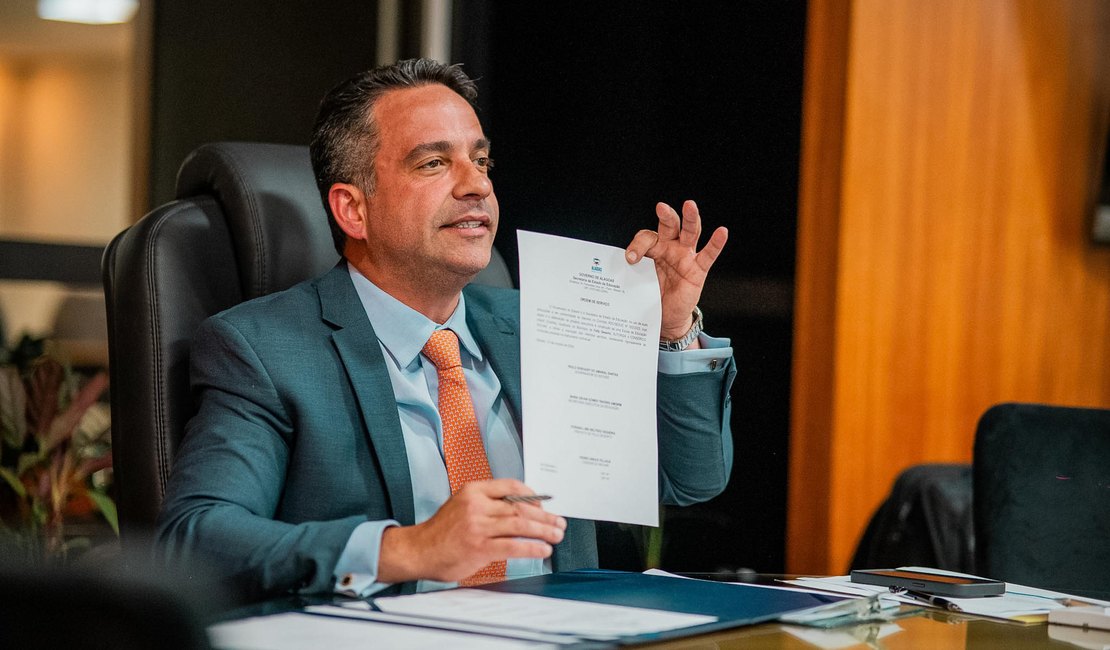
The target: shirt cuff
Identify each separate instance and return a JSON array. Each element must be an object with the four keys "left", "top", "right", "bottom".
[
  {"left": 333, "top": 519, "right": 400, "bottom": 598},
  {"left": 658, "top": 333, "right": 733, "bottom": 375}
]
